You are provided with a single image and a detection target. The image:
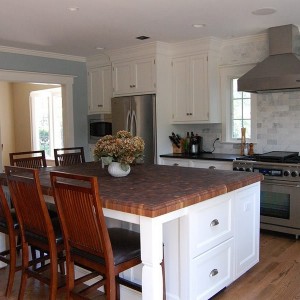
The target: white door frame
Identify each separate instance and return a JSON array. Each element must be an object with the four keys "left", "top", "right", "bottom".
[{"left": 0, "top": 69, "right": 74, "bottom": 172}]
